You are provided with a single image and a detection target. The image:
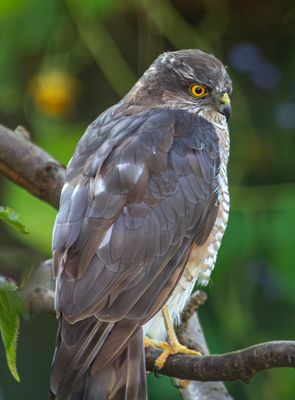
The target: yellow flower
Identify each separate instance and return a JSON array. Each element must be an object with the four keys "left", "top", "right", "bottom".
[{"left": 29, "top": 71, "right": 79, "bottom": 118}]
